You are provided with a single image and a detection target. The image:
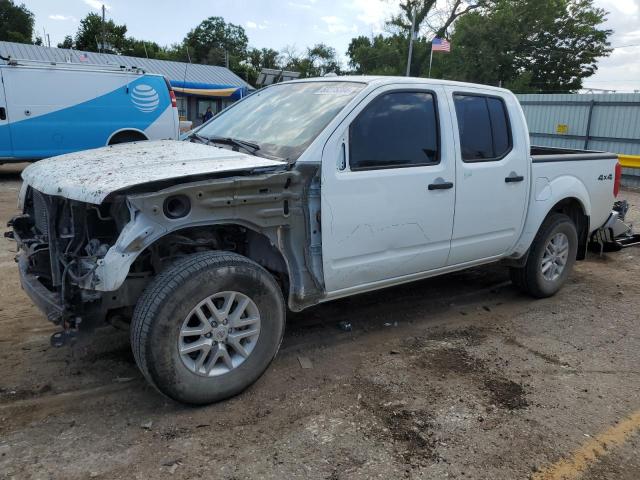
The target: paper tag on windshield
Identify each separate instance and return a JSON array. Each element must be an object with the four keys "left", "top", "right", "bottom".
[{"left": 314, "top": 86, "right": 357, "bottom": 96}]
